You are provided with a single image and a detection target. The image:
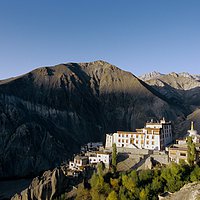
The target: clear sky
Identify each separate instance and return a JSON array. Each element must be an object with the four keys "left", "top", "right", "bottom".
[{"left": 0, "top": 0, "right": 200, "bottom": 80}]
